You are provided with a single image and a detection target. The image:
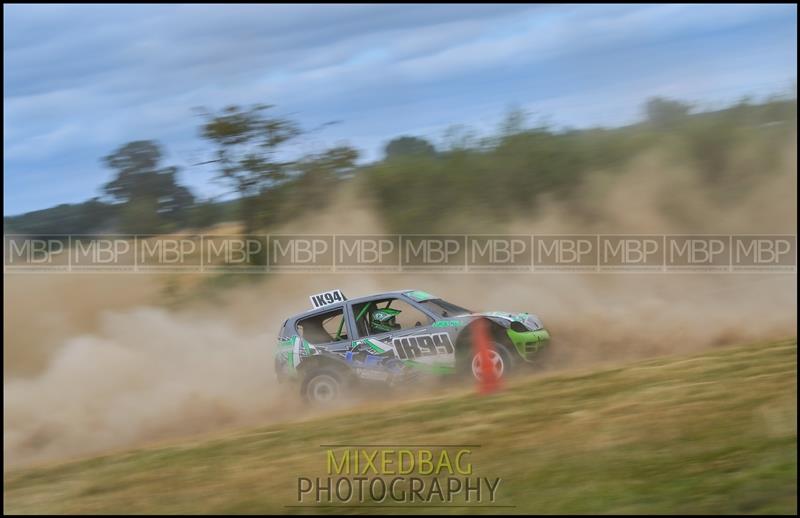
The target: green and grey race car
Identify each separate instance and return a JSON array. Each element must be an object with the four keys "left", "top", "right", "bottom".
[{"left": 275, "top": 289, "right": 551, "bottom": 403}]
